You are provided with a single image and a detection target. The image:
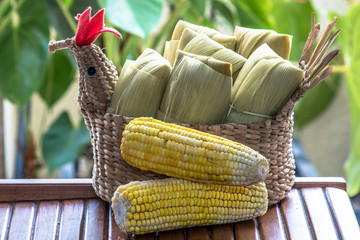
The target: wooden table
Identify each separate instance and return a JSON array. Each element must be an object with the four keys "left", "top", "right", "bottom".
[{"left": 0, "top": 177, "right": 359, "bottom": 240}]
